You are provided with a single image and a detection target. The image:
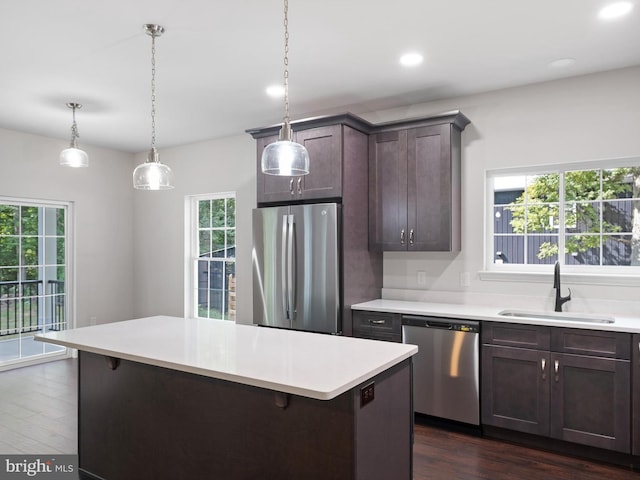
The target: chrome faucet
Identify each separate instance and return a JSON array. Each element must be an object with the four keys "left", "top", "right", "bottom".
[{"left": 553, "top": 261, "right": 571, "bottom": 312}]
